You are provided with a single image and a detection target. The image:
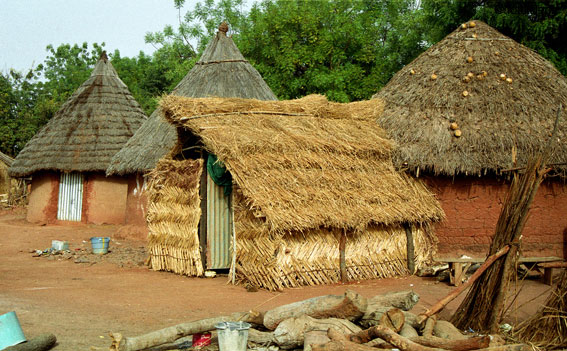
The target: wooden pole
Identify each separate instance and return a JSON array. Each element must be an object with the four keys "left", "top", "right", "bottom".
[
  {"left": 340, "top": 229, "right": 347, "bottom": 283},
  {"left": 404, "top": 223, "right": 415, "bottom": 274},
  {"left": 417, "top": 245, "right": 510, "bottom": 324}
]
